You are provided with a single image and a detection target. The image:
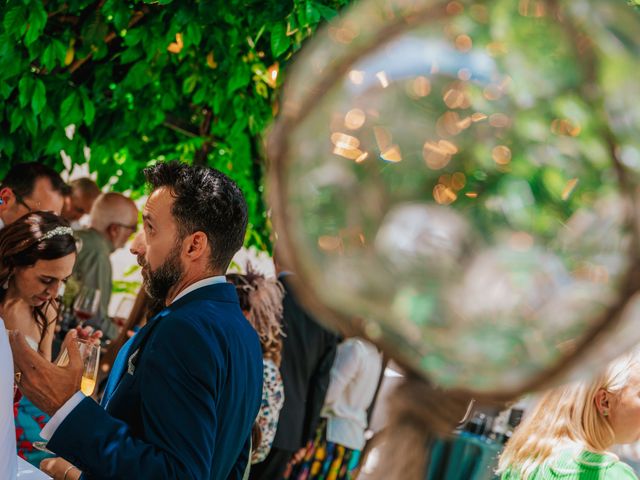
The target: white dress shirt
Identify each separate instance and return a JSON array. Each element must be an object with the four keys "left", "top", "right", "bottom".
[
  {"left": 41, "top": 275, "right": 227, "bottom": 441},
  {"left": 322, "top": 338, "right": 382, "bottom": 450},
  {"left": 1, "top": 316, "right": 18, "bottom": 479}
]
